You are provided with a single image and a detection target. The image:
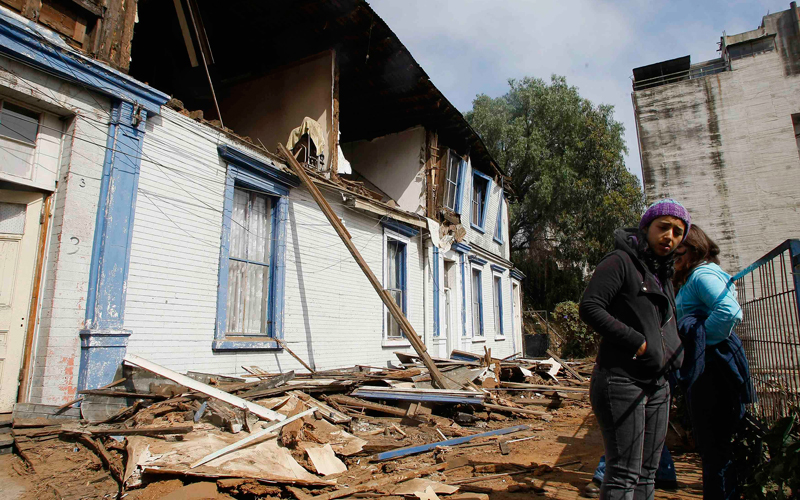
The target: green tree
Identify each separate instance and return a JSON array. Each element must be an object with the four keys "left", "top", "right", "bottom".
[{"left": 466, "top": 75, "right": 644, "bottom": 310}]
